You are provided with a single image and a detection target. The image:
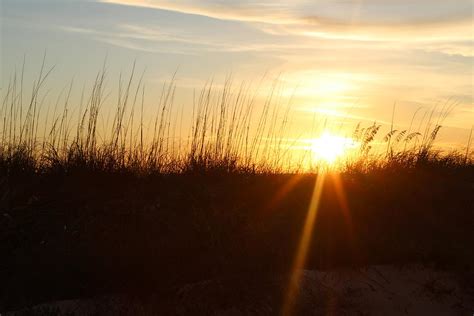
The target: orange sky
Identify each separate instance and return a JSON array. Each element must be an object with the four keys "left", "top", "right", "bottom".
[{"left": 1, "top": 0, "right": 473, "bottom": 151}]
